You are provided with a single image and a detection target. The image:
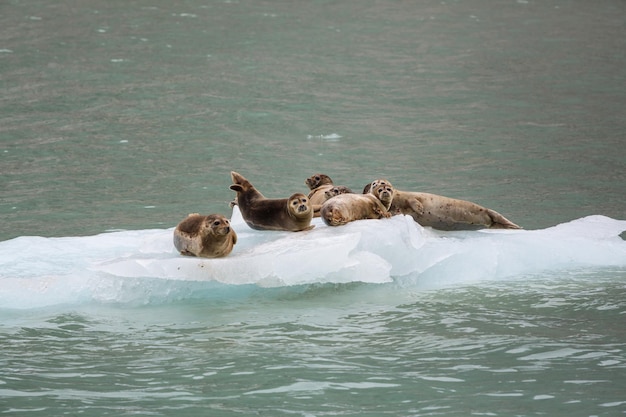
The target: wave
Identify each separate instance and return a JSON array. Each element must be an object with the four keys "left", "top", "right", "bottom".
[{"left": 1, "top": 207, "right": 625, "bottom": 309}]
